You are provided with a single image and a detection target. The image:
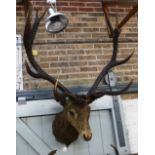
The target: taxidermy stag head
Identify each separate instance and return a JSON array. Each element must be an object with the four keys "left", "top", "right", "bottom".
[{"left": 23, "top": 9, "right": 134, "bottom": 146}]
